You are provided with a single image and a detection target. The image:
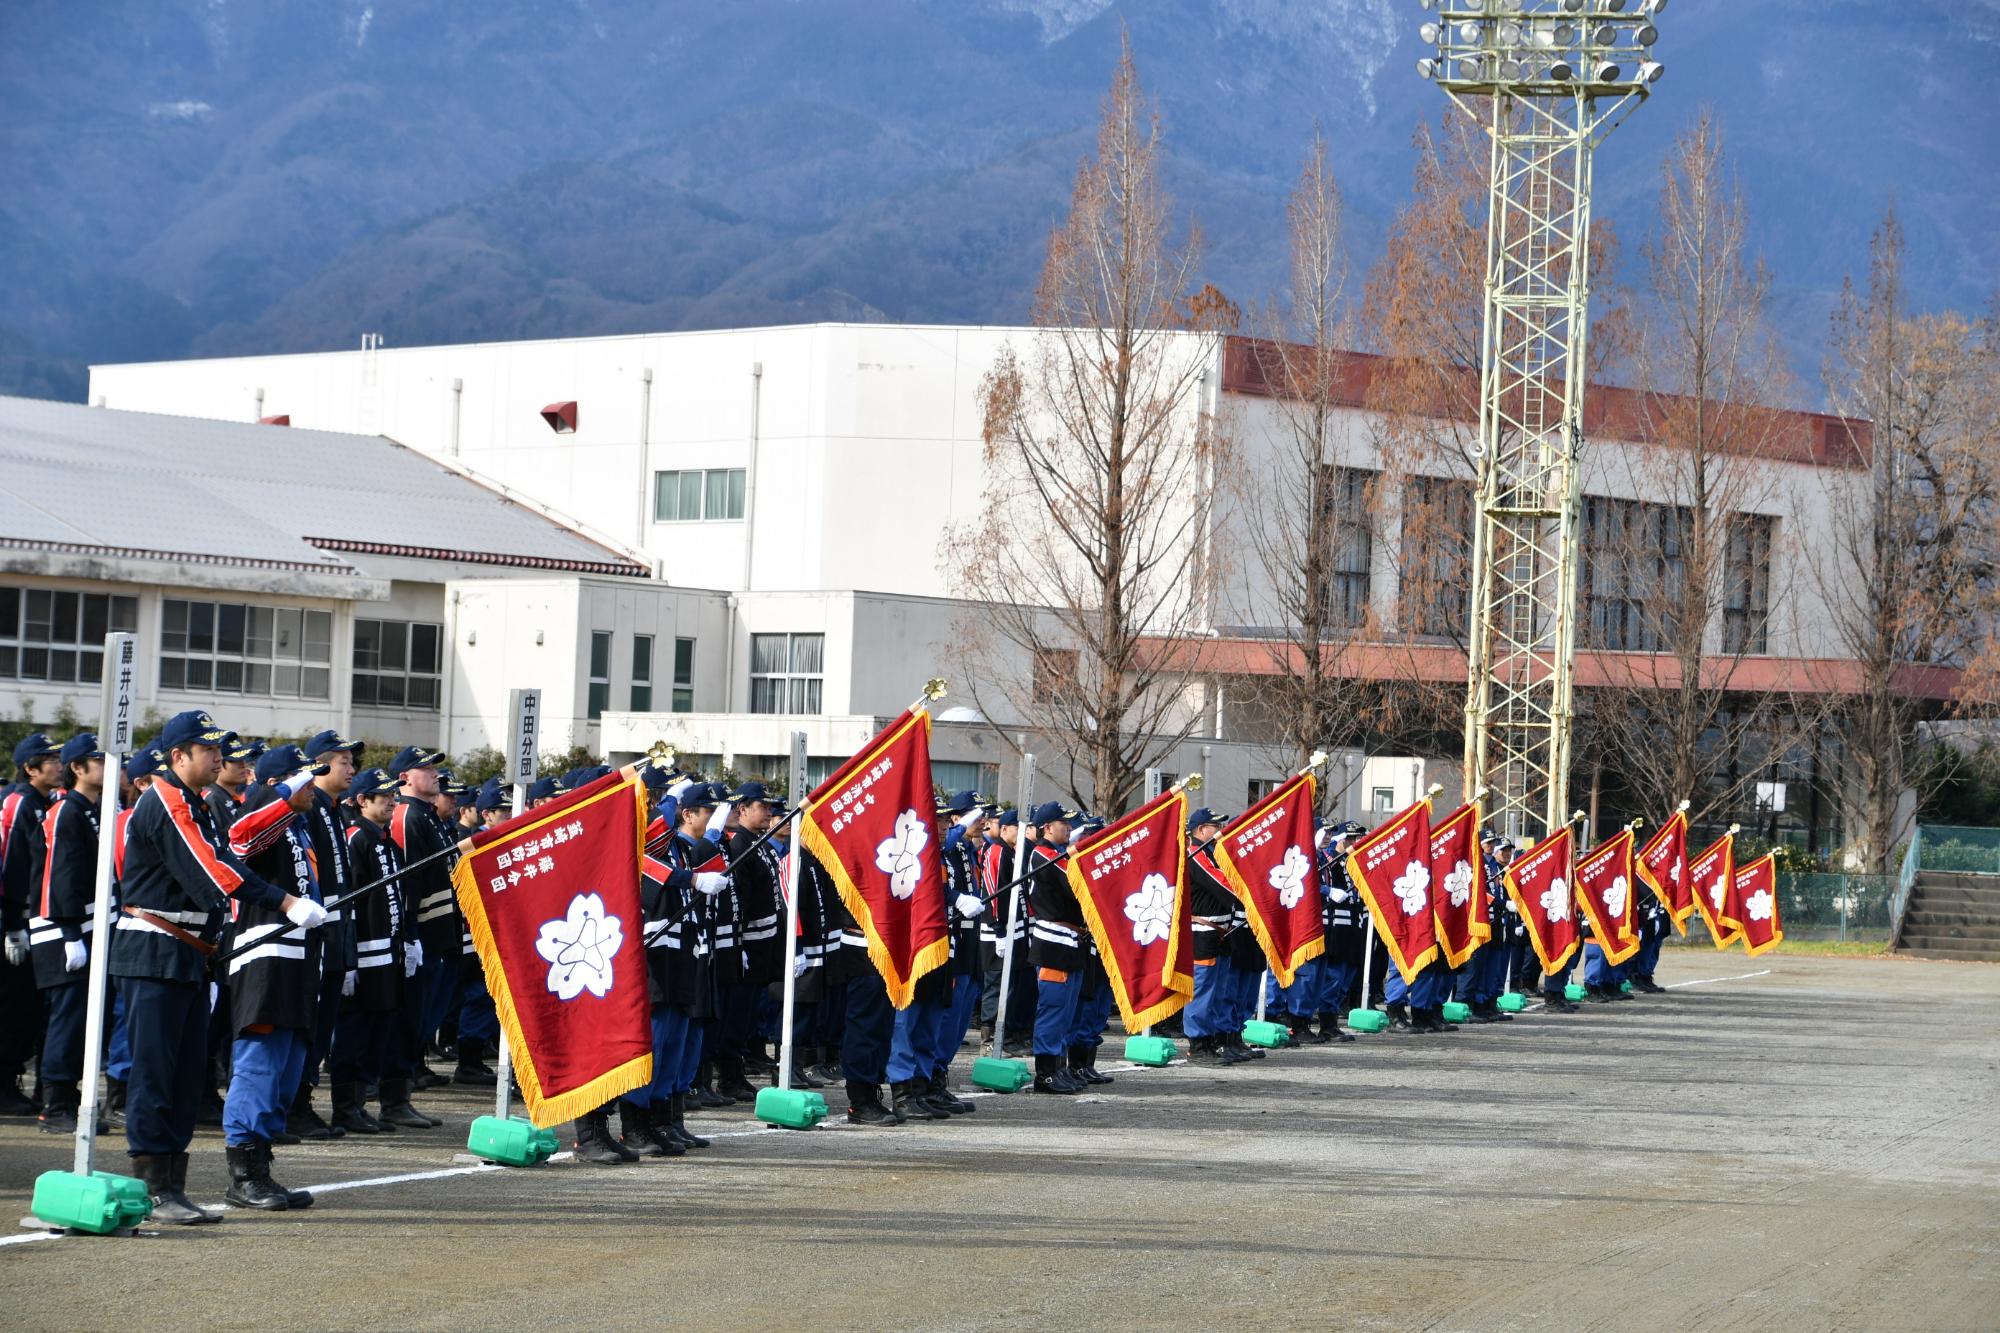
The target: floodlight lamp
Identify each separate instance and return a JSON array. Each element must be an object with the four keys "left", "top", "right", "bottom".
[
  {"left": 1597, "top": 0, "right": 1628, "bottom": 11},
  {"left": 1419, "top": 0, "right": 1436, "bottom": 10},
  {"left": 1633, "top": 22, "right": 1658, "bottom": 45},
  {"left": 1555, "top": 23, "right": 1577, "bottom": 45},
  {"left": 1420, "top": 21, "right": 1442, "bottom": 44},
  {"left": 1457, "top": 20, "right": 1484, "bottom": 43},
  {"left": 1498, "top": 20, "right": 1525, "bottom": 46},
  {"left": 1548, "top": 57, "right": 1576, "bottom": 80},
  {"left": 1639, "top": 0, "right": 1667, "bottom": 12},
  {"left": 1418, "top": 56, "right": 1441, "bottom": 79},
  {"left": 1589, "top": 24, "right": 1615, "bottom": 46},
  {"left": 1593, "top": 59, "right": 1622, "bottom": 81},
  {"left": 1500, "top": 58, "right": 1527, "bottom": 80},
  {"left": 1457, "top": 55, "right": 1486, "bottom": 79},
  {"left": 1561, "top": 0, "right": 1585, "bottom": 13},
  {"left": 1636, "top": 59, "right": 1664, "bottom": 82}
]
